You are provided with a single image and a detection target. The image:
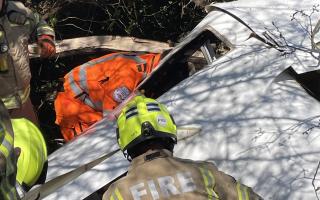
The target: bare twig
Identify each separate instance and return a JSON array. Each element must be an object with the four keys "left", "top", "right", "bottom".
[
  {"left": 143, "top": 1, "right": 179, "bottom": 17},
  {"left": 58, "top": 16, "right": 107, "bottom": 23},
  {"left": 302, "top": 119, "right": 320, "bottom": 135},
  {"left": 57, "top": 23, "right": 93, "bottom": 33},
  {"left": 181, "top": 0, "right": 193, "bottom": 18},
  {"left": 312, "top": 161, "right": 320, "bottom": 200},
  {"left": 292, "top": 5, "right": 320, "bottom": 47},
  {"left": 312, "top": 19, "right": 320, "bottom": 50}
]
